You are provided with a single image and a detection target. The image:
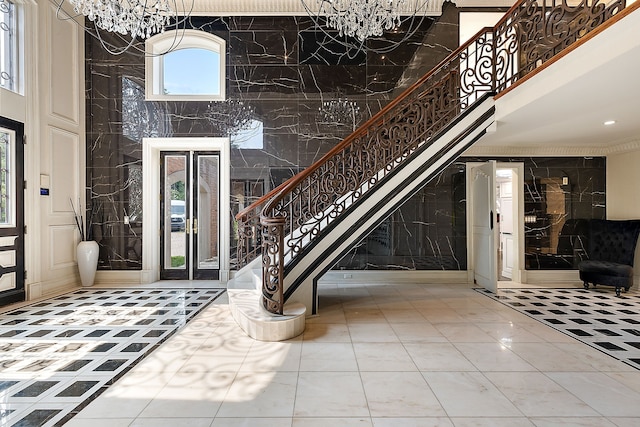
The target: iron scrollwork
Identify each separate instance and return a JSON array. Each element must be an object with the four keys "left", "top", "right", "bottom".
[{"left": 237, "top": 0, "right": 629, "bottom": 315}]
